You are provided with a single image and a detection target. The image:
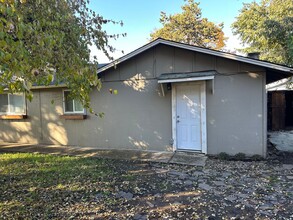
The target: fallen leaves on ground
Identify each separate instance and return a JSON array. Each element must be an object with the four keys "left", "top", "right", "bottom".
[{"left": 0, "top": 153, "right": 292, "bottom": 219}]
